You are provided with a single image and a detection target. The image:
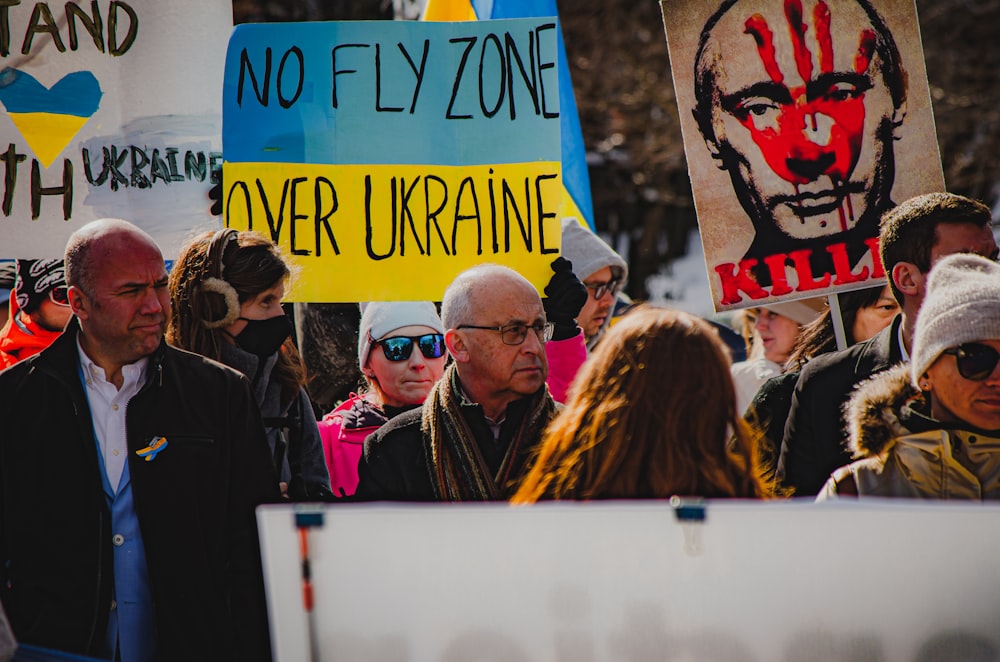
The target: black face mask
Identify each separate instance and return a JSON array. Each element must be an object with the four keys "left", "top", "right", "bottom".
[{"left": 235, "top": 315, "right": 292, "bottom": 358}]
